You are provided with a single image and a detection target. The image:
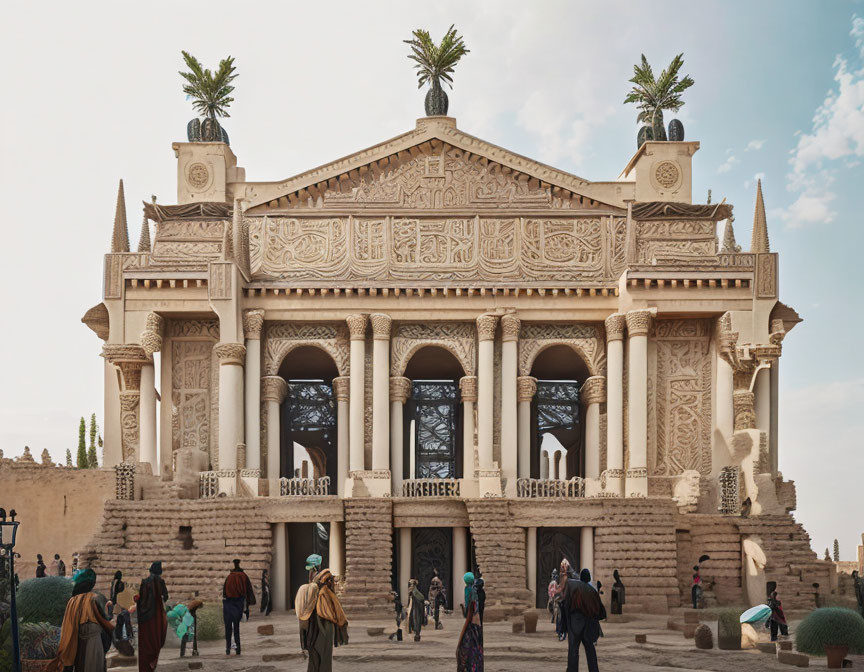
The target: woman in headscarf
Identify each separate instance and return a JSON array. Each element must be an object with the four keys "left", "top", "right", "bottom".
[
  {"left": 304, "top": 568, "right": 348, "bottom": 672},
  {"left": 456, "top": 572, "right": 483, "bottom": 672},
  {"left": 406, "top": 578, "right": 426, "bottom": 642},
  {"left": 555, "top": 558, "right": 572, "bottom": 641},
  {"left": 48, "top": 568, "right": 114, "bottom": 672},
  {"left": 295, "top": 554, "right": 324, "bottom": 652},
  {"left": 136, "top": 561, "right": 168, "bottom": 672}
]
